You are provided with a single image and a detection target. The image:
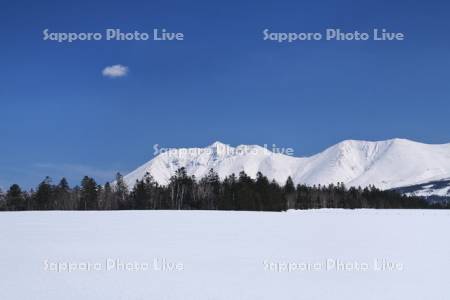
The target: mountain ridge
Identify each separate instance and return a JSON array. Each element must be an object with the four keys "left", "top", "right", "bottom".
[{"left": 123, "top": 139, "right": 450, "bottom": 194}]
